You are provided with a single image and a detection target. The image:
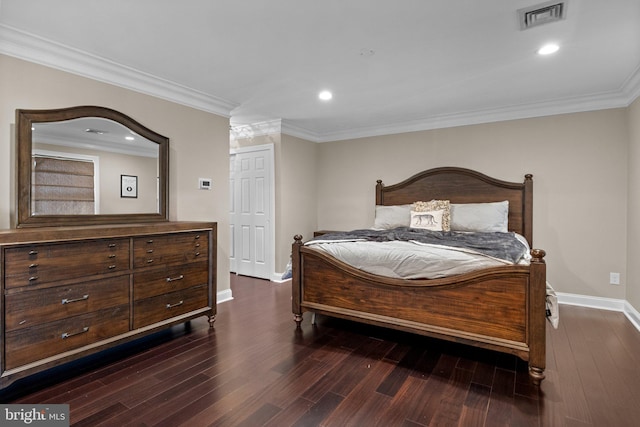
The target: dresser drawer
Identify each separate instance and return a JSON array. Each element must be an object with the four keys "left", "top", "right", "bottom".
[
  {"left": 4, "top": 239, "right": 130, "bottom": 289},
  {"left": 133, "top": 284, "right": 209, "bottom": 329},
  {"left": 4, "top": 305, "right": 130, "bottom": 370},
  {"left": 4, "top": 276, "right": 129, "bottom": 332},
  {"left": 133, "top": 261, "right": 208, "bottom": 301},
  {"left": 133, "top": 231, "right": 207, "bottom": 268}
]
